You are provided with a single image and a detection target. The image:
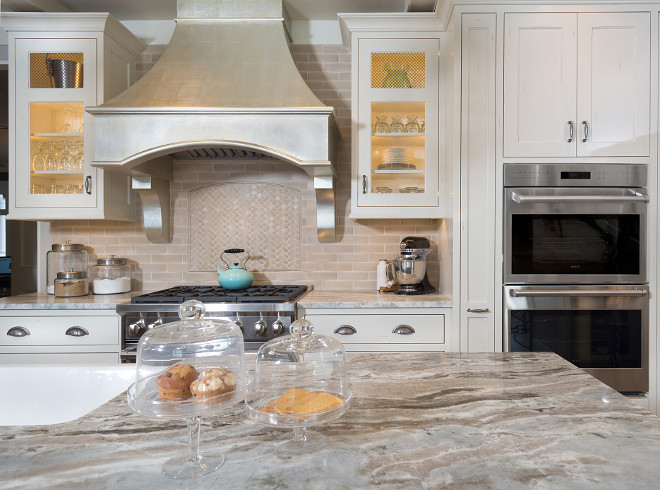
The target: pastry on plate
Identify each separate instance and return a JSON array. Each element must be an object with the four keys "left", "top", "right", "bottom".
[
  {"left": 190, "top": 367, "right": 237, "bottom": 404},
  {"left": 260, "top": 388, "right": 343, "bottom": 415},
  {"left": 155, "top": 364, "right": 199, "bottom": 400}
]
